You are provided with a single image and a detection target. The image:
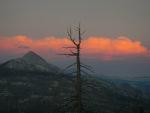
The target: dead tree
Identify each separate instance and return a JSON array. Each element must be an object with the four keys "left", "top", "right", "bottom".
[{"left": 59, "top": 23, "right": 93, "bottom": 113}]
